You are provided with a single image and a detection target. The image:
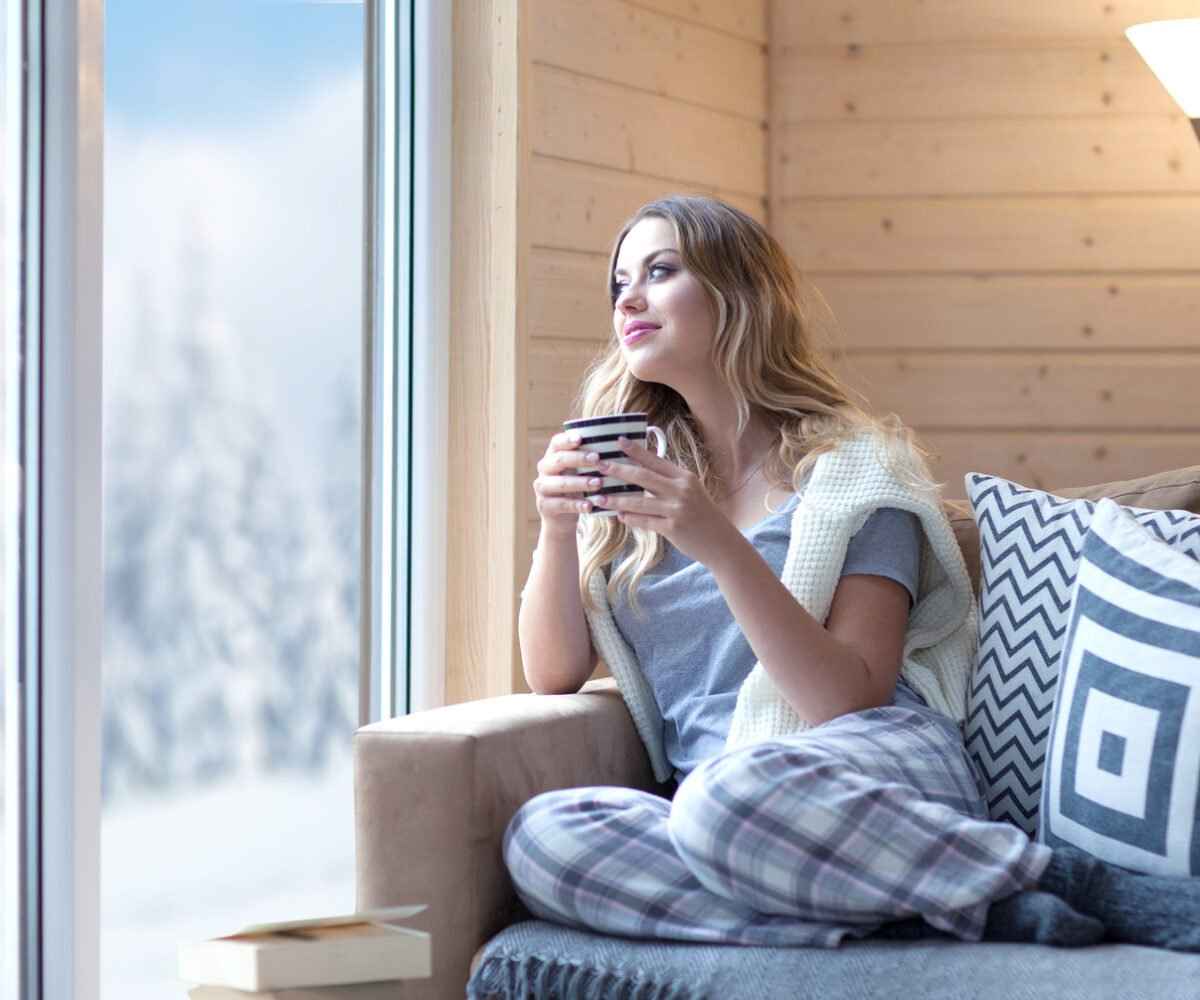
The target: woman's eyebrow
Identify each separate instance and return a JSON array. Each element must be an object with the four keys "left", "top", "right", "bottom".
[{"left": 613, "top": 249, "right": 678, "bottom": 276}]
